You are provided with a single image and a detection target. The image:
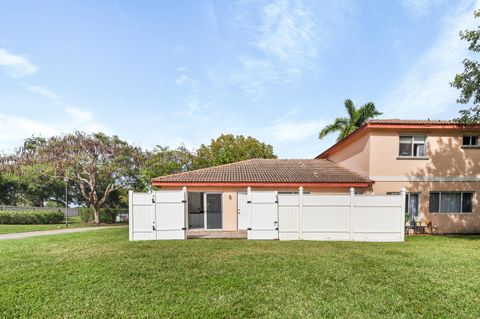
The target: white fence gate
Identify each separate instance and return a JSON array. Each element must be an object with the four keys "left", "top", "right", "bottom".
[
  {"left": 248, "top": 188, "right": 405, "bottom": 242},
  {"left": 129, "top": 189, "right": 187, "bottom": 241},
  {"left": 247, "top": 191, "right": 279, "bottom": 240}
]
